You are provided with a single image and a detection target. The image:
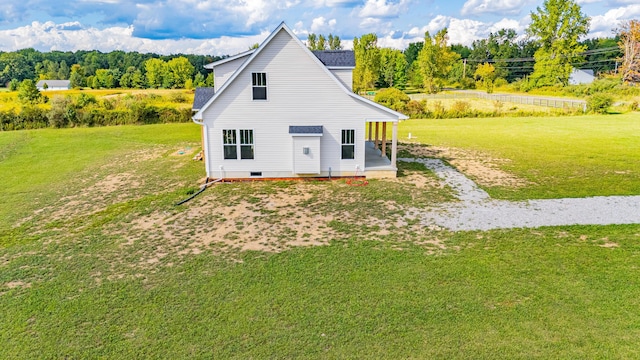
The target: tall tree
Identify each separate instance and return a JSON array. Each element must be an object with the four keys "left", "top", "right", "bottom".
[
  {"left": 618, "top": 19, "right": 640, "bottom": 84},
  {"left": 328, "top": 34, "right": 342, "bottom": 50},
  {"left": 378, "top": 48, "right": 407, "bottom": 89},
  {"left": 416, "top": 28, "right": 460, "bottom": 93},
  {"left": 166, "top": 57, "right": 194, "bottom": 88},
  {"left": 317, "top": 35, "right": 327, "bottom": 50},
  {"left": 69, "top": 64, "right": 84, "bottom": 88},
  {"left": 307, "top": 34, "right": 317, "bottom": 50},
  {"left": 144, "top": 58, "right": 165, "bottom": 88},
  {"left": 527, "top": 0, "right": 590, "bottom": 86},
  {"left": 353, "top": 33, "right": 380, "bottom": 92}
]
